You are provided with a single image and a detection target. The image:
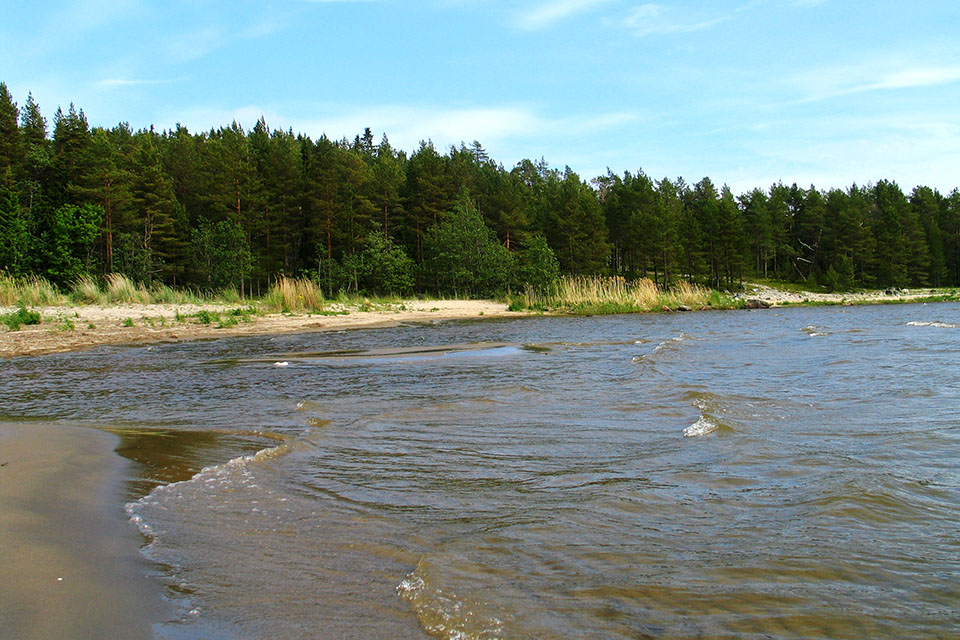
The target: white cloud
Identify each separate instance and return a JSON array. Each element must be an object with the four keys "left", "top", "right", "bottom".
[
  {"left": 513, "top": 0, "right": 613, "bottom": 30},
  {"left": 623, "top": 3, "right": 729, "bottom": 37},
  {"left": 796, "top": 64, "right": 960, "bottom": 102}
]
